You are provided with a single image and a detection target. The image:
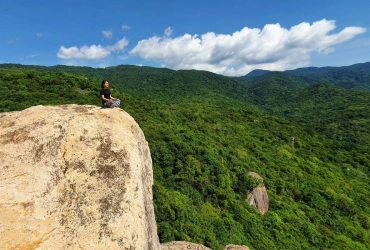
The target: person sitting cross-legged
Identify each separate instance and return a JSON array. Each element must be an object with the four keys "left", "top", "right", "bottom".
[{"left": 100, "top": 80, "right": 120, "bottom": 108}]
